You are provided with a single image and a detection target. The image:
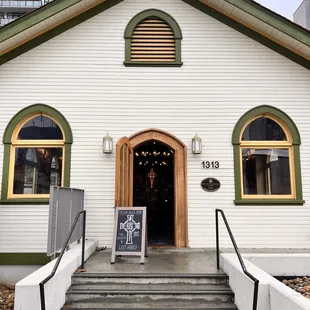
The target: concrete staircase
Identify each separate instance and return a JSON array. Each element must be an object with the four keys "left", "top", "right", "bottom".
[{"left": 64, "top": 273, "right": 238, "bottom": 309}]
